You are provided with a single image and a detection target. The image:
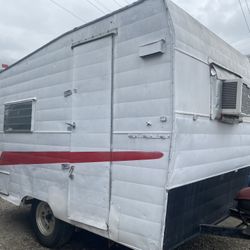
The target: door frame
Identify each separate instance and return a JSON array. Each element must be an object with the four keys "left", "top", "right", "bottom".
[{"left": 68, "top": 30, "right": 116, "bottom": 230}]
